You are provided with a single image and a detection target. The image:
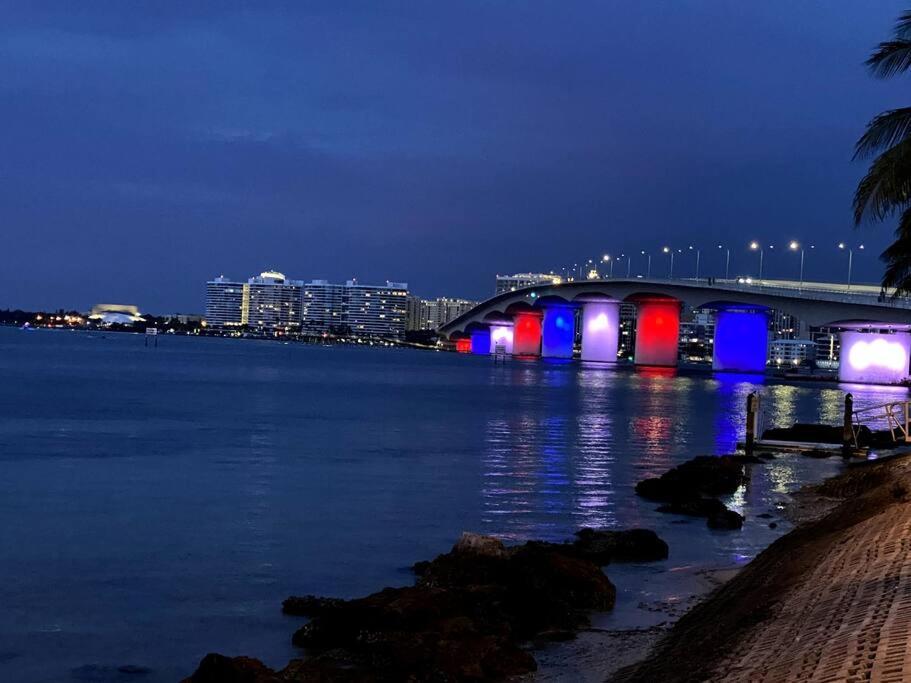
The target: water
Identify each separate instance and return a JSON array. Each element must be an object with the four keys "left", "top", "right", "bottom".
[{"left": 0, "top": 327, "right": 905, "bottom": 682}]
